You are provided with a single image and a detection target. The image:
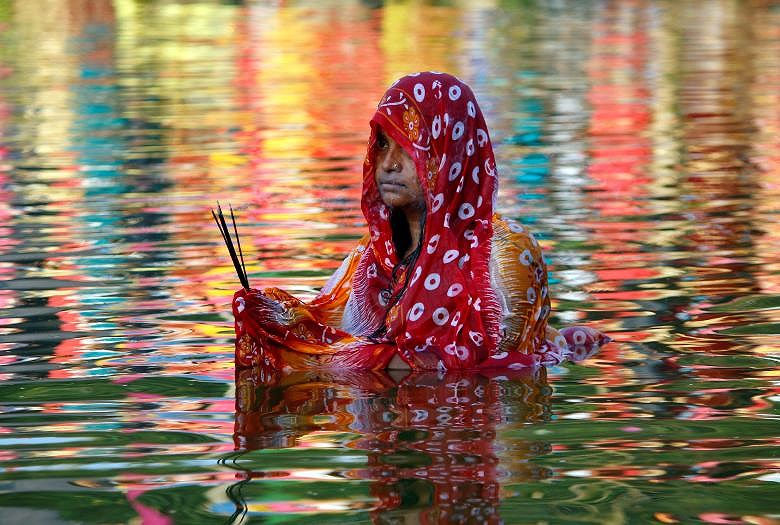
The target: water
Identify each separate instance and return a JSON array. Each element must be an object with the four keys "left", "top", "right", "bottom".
[{"left": 1, "top": 0, "right": 779, "bottom": 523}]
